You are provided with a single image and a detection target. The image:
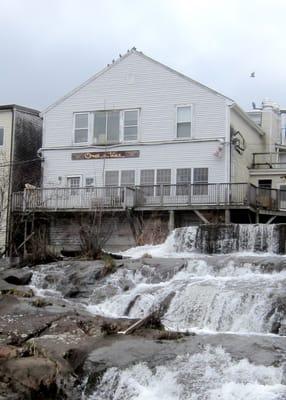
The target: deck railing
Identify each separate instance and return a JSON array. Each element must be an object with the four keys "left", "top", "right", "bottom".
[
  {"left": 252, "top": 152, "right": 286, "bottom": 169},
  {"left": 12, "top": 183, "right": 286, "bottom": 212}
]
